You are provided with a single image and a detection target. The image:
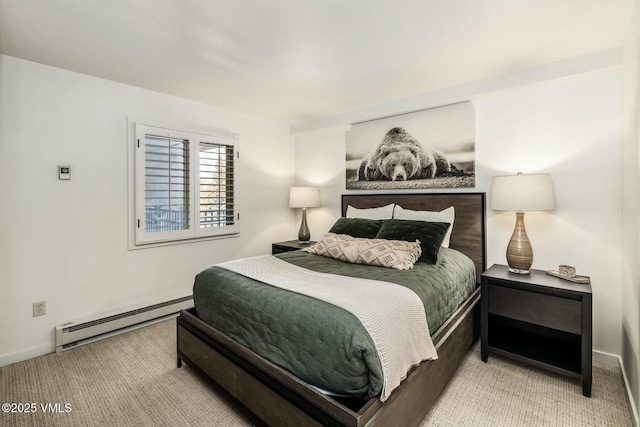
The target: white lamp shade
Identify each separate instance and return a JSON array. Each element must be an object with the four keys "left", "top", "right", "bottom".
[
  {"left": 491, "top": 173, "right": 555, "bottom": 212},
  {"left": 289, "top": 187, "right": 321, "bottom": 208}
]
